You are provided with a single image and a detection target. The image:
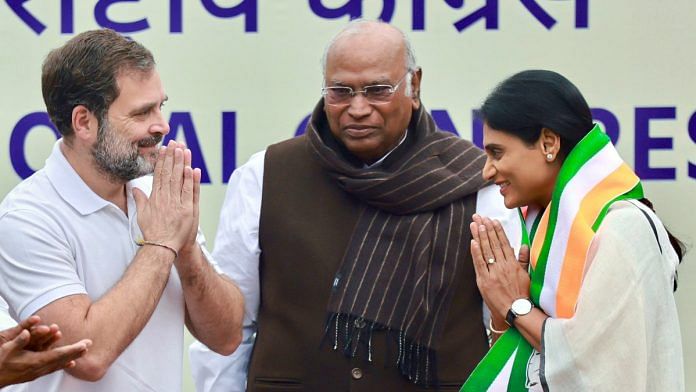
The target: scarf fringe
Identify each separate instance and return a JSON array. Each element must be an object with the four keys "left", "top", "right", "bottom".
[{"left": 322, "top": 313, "right": 439, "bottom": 387}]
